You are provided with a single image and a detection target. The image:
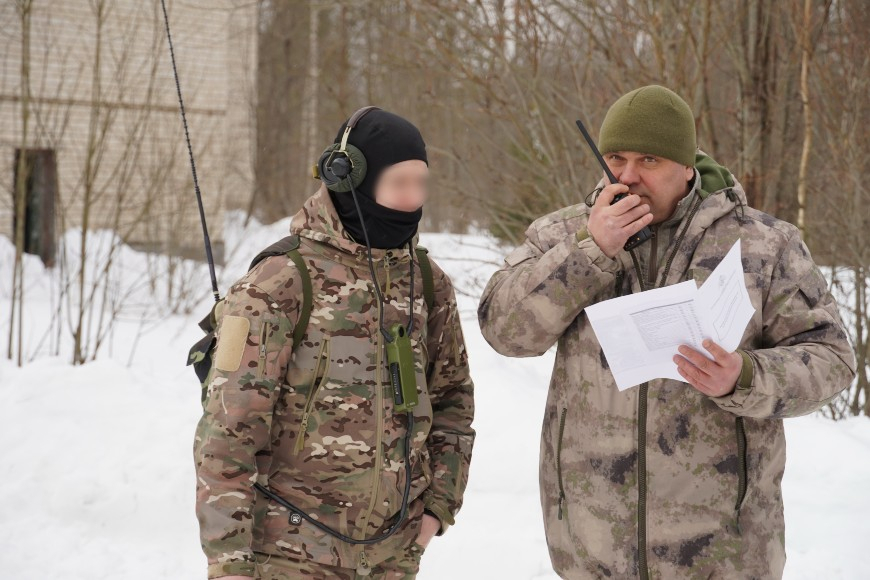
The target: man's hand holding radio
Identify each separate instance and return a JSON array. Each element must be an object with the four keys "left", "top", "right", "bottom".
[{"left": 587, "top": 183, "right": 653, "bottom": 259}]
